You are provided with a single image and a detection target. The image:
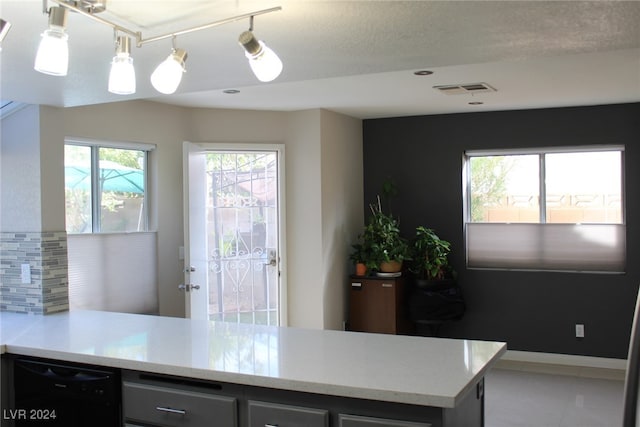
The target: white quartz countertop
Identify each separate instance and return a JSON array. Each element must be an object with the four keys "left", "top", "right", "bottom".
[{"left": 0, "top": 310, "right": 506, "bottom": 408}]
